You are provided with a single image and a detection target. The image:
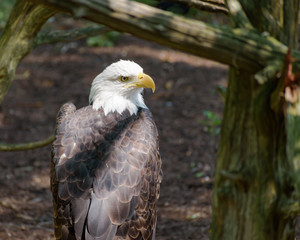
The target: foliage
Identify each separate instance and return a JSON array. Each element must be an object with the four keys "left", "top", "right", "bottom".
[
  {"left": 0, "top": 0, "right": 16, "bottom": 30},
  {"left": 199, "top": 110, "right": 221, "bottom": 136},
  {"left": 195, "top": 171, "right": 205, "bottom": 178},
  {"left": 190, "top": 162, "right": 205, "bottom": 178},
  {"left": 86, "top": 31, "right": 120, "bottom": 47}
]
